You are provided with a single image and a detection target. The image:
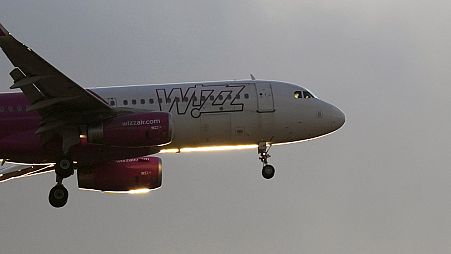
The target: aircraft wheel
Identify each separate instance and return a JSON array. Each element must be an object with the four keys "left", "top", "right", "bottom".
[
  {"left": 55, "top": 156, "right": 74, "bottom": 178},
  {"left": 49, "top": 184, "right": 68, "bottom": 208},
  {"left": 262, "top": 164, "right": 275, "bottom": 179}
]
